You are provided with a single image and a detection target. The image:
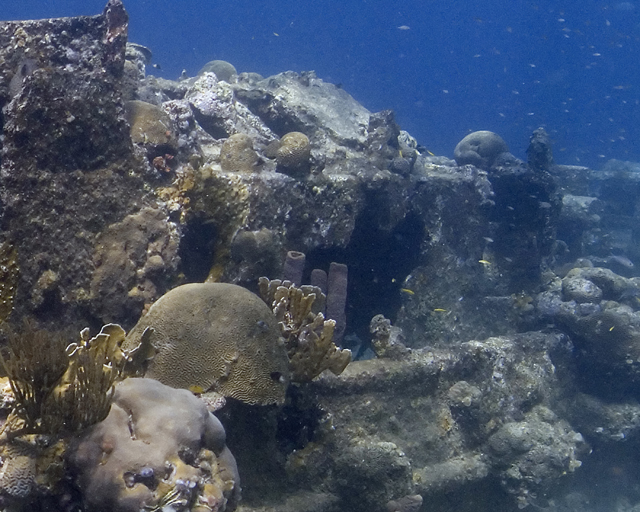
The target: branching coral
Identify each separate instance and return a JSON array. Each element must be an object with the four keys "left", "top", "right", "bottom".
[{"left": 259, "top": 277, "right": 351, "bottom": 382}]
